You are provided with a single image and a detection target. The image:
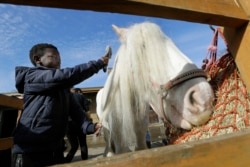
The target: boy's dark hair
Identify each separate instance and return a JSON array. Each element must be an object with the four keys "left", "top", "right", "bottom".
[{"left": 29, "top": 43, "right": 58, "bottom": 66}]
